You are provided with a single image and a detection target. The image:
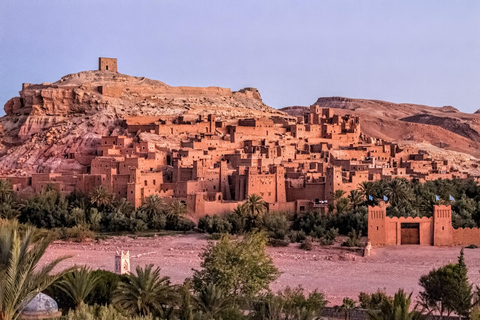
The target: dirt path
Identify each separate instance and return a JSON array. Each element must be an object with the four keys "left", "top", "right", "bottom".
[{"left": 40, "top": 233, "right": 480, "bottom": 305}]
